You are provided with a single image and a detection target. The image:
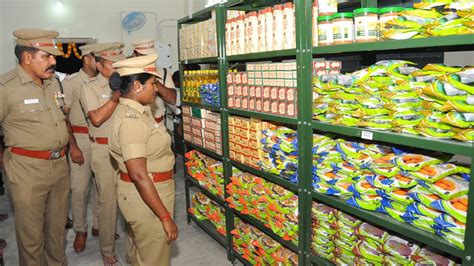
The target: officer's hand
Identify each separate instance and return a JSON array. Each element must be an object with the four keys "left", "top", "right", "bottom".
[
  {"left": 111, "top": 90, "right": 121, "bottom": 102},
  {"left": 162, "top": 219, "right": 178, "bottom": 242},
  {"left": 69, "top": 145, "right": 84, "bottom": 165}
]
